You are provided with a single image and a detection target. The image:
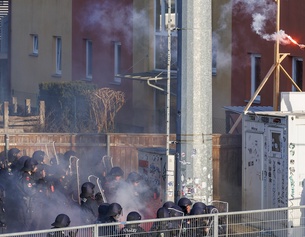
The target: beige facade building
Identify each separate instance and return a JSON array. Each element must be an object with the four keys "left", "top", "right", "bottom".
[
  {"left": 10, "top": 0, "right": 72, "bottom": 104},
  {"left": 9, "top": 0, "right": 232, "bottom": 134}
]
